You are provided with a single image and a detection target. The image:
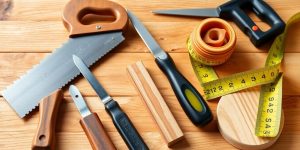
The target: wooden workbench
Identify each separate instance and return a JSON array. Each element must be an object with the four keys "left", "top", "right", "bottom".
[{"left": 0, "top": 0, "right": 299, "bottom": 149}]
